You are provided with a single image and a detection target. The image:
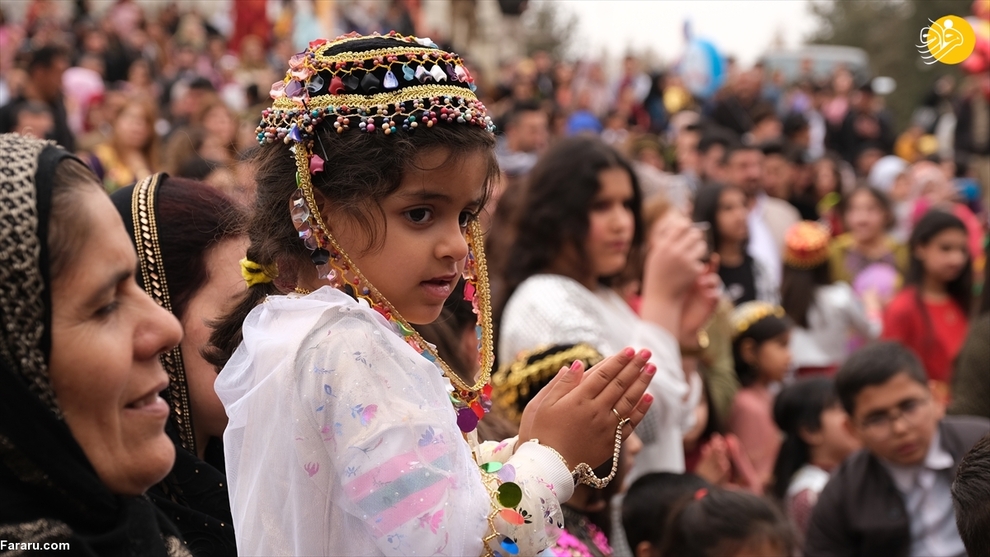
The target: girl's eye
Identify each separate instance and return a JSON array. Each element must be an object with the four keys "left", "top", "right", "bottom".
[
  {"left": 405, "top": 208, "right": 433, "bottom": 224},
  {"left": 458, "top": 211, "right": 477, "bottom": 228}
]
